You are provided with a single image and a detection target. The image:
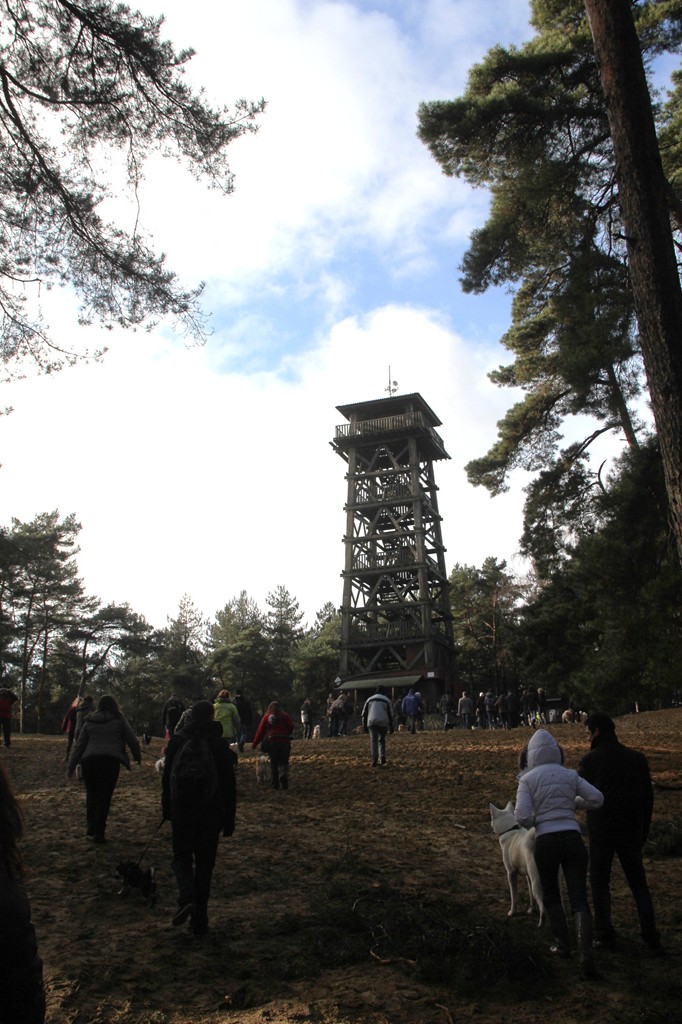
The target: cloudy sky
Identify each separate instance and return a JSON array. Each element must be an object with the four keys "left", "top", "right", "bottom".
[{"left": 1, "top": 0, "right": 580, "bottom": 629}]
